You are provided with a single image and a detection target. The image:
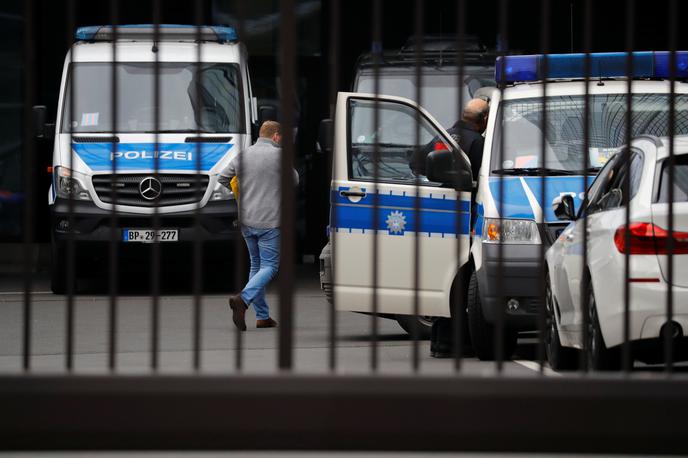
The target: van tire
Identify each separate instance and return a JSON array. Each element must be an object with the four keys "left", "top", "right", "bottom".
[
  {"left": 395, "top": 315, "right": 433, "bottom": 340},
  {"left": 467, "top": 271, "right": 517, "bottom": 361},
  {"left": 50, "top": 240, "right": 68, "bottom": 294}
]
